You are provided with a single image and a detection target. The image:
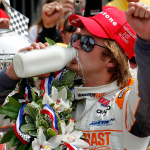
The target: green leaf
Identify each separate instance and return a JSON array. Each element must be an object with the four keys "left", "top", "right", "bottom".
[
  {"left": 58, "top": 121, "right": 62, "bottom": 134},
  {"left": 55, "top": 112, "right": 61, "bottom": 122},
  {"left": 0, "top": 106, "right": 19, "bottom": 119},
  {"left": 18, "top": 79, "right": 26, "bottom": 94},
  {"left": 49, "top": 103, "right": 55, "bottom": 109},
  {"left": 31, "top": 101, "right": 40, "bottom": 109},
  {"left": 67, "top": 89, "right": 74, "bottom": 101},
  {"left": 25, "top": 116, "right": 34, "bottom": 124},
  {"left": 10, "top": 118, "right": 15, "bottom": 123},
  {"left": 27, "top": 77, "right": 35, "bottom": 87},
  {"left": 65, "top": 115, "right": 72, "bottom": 125},
  {"left": 0, "top": 130, "right": 15, "bottom": 144},
  {"left": 17, "top": 143, "right": 31, "bottom": 150},
  {"left": 21, "top": 115, "right": 26, "bottom": 126},
  {"left": 47, "top": 128, "right": 57, "bottom": 138},
  {"left": 45, "top": 37, "right": 56, "bottom": 45},
  {"left": 61, "top": 70, "right": 76, "bottom": 82},
  {"left": 3, "top": 102, "right": 10, "bottom": 106},
  {"left": 24, "top": 104, "right": 37, "bottom": 120},
  {"left": 81, "top": 134, "right": 85, "bottom": 139},
  {"left": 41, "top": 119, "right": 49, "bottom": 129},
  {"left": 36, "top": 100, "right": 43, "bottom": 108},
  {"left": 8, "top": 96, "right": 22, "bottom": 109},
  {"left": 53, "top": 145, "right": 63, "bottom": 150},
  {"left": 67, "top": 42, "right": 71, "bottom": 48},
  {"left": 31, "top": 88, "right": 36, "bottom": 101},
  {"left": 17, "top": 144, "right": 25, "bottom": 150},
  {"left": 57, "top": 86, "right": 65, "bottom": 92},
  {"left": 8, "top": 134, "right": 21, "bottom": 148},
  {"left": 21, "top": 123, "right": 36, "bottom": 134},
  {"left": 50, "top": 78, "right": 59, "bottom": 91},
  {"left": 3, "top": 115, "right": 11, "bottom": 120},
  {"left": 29, "top": 130, "right": 37, "bottom": 137},
  {"left": 11, "top": 93, "right": 24, "bottom": 101},
  {"left": 28, "top": 145, "right": 33, "bottom": 150},
  {"left": 64, "top": 108, "right": 72, "bottom": 114}
]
